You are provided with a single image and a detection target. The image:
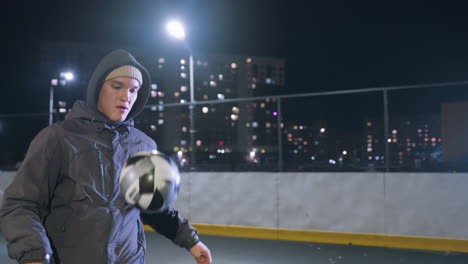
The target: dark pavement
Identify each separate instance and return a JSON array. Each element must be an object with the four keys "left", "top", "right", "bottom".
[{"left": 1, "top": 232, "right": 467, "bottom": 263}]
